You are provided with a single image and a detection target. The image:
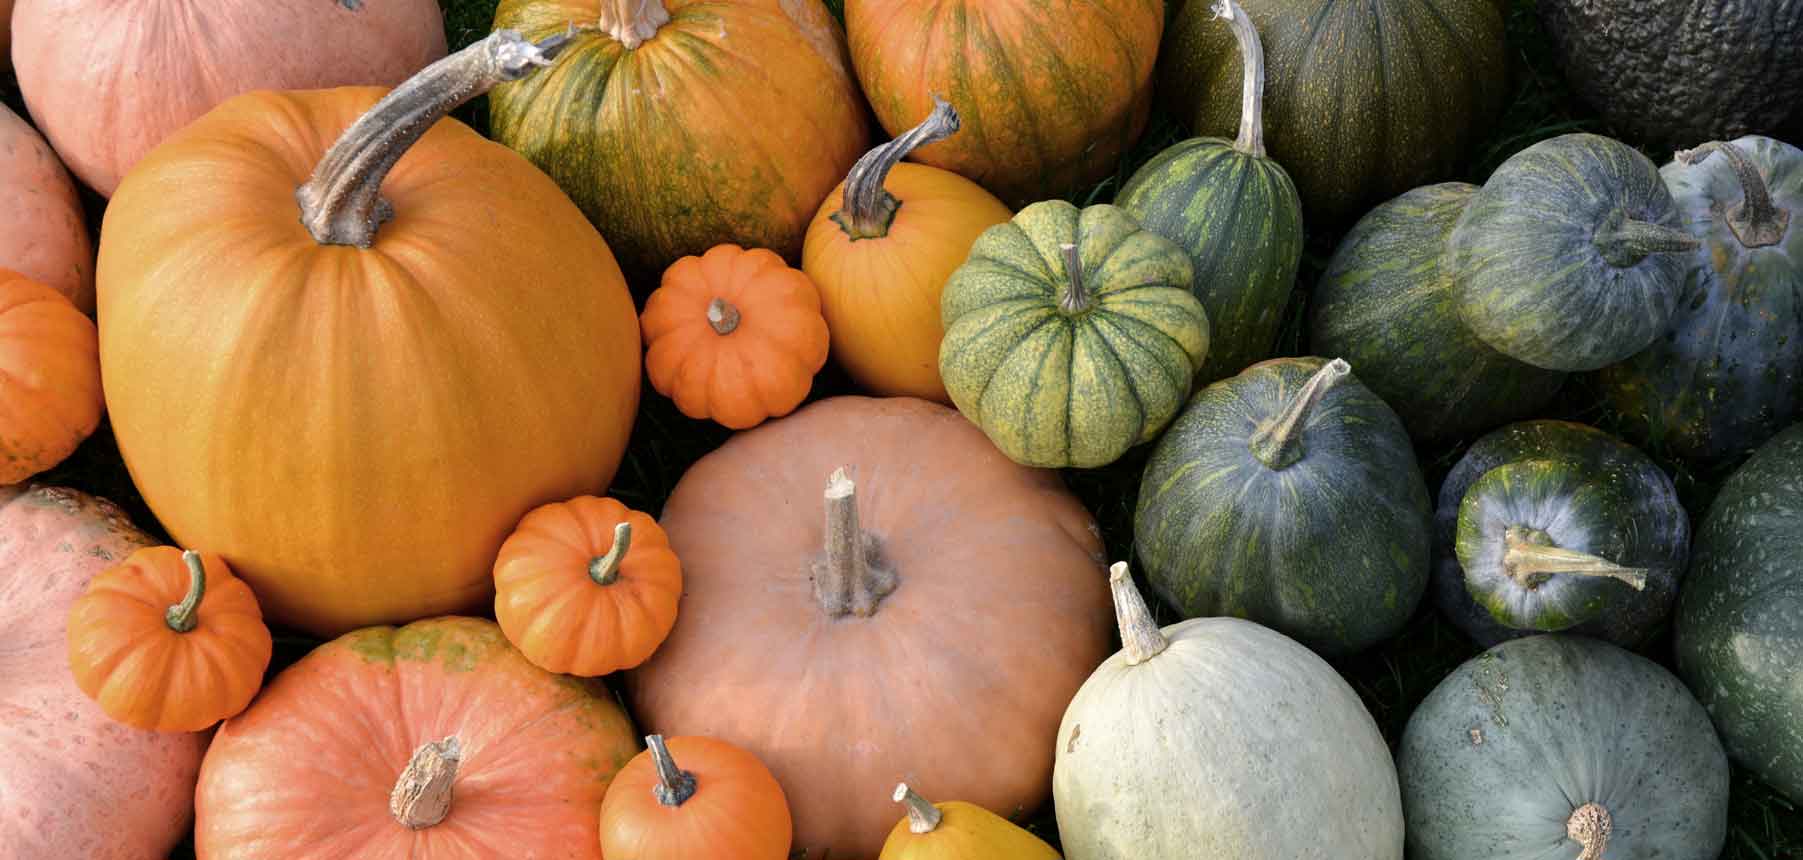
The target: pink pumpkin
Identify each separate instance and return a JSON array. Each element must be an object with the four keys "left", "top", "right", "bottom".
[{"left": 0, "top": 104, "right": 92, "bottom": 312}]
